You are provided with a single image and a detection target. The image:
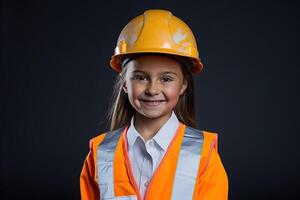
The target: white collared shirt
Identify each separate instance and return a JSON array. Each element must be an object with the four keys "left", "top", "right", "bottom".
[{"left": 126, "top": 111, "right": 179, "bottom": 198}]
